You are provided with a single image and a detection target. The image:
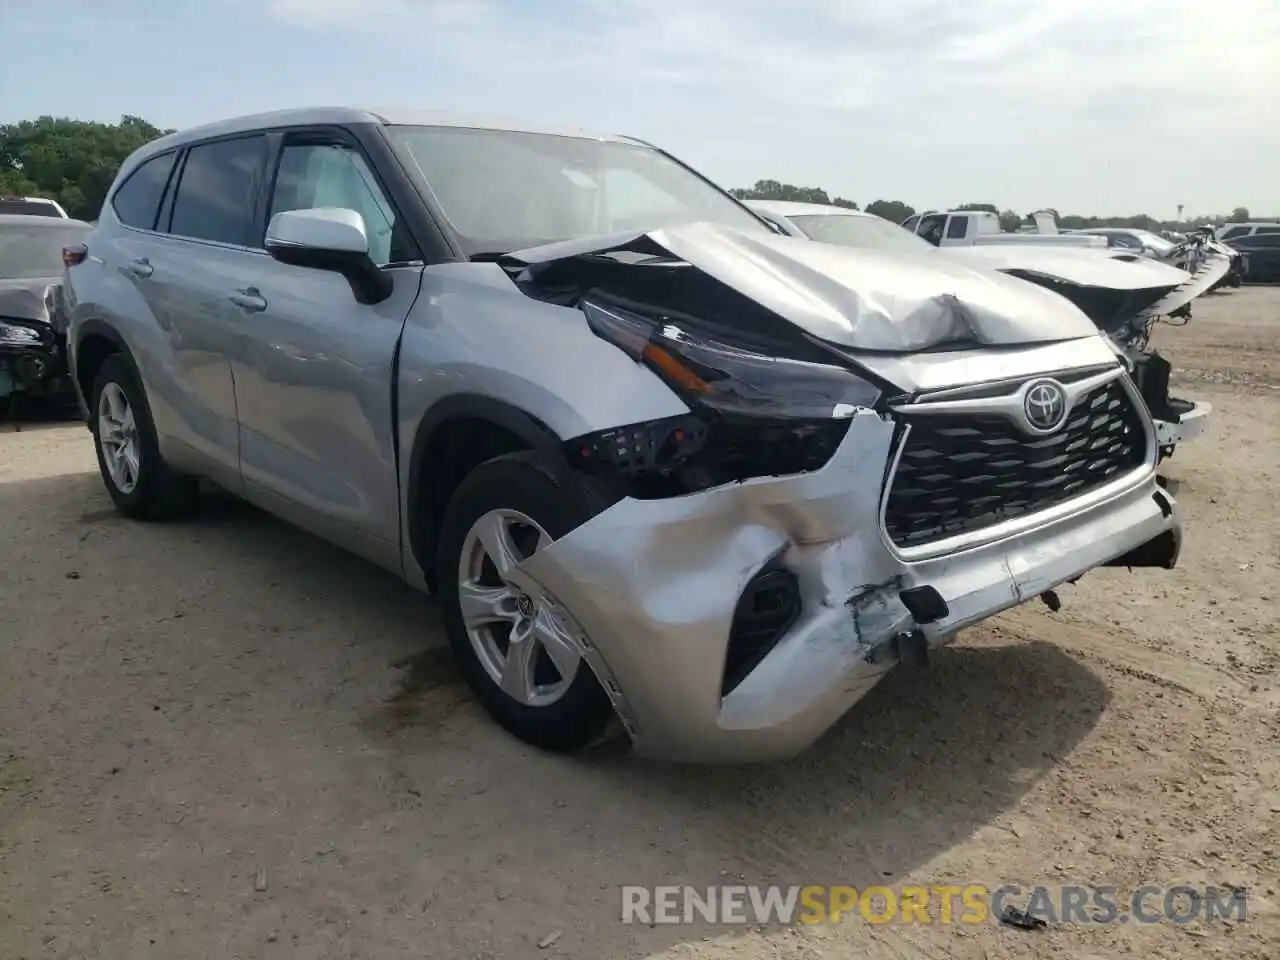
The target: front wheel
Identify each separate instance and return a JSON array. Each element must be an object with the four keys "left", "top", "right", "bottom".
[
  {"left": 90, "top": 355, "right": 197, "bottom": 519},
  {"left": 435, "top": 452, "right": 618, "bottom": 752}
]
